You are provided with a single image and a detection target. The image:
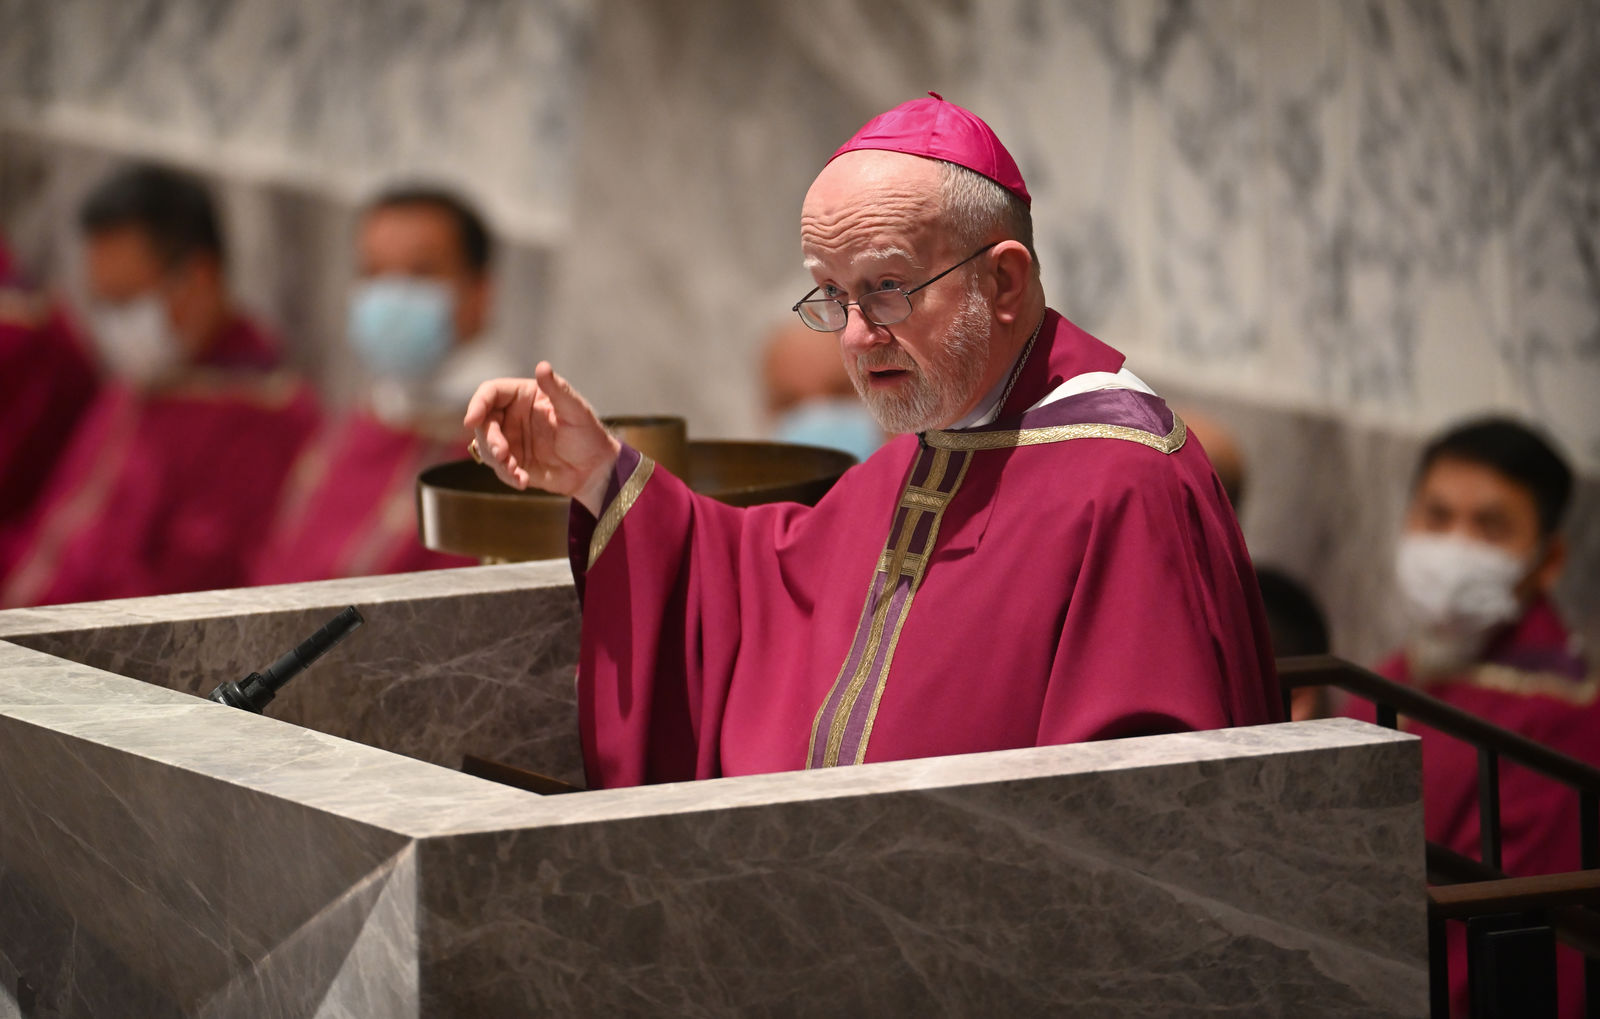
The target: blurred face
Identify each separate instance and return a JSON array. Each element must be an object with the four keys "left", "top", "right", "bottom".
[
  {"left": 83, "top": 225, "right": 214, "bottom": 358},
  {"left": 1405, "top": 456, "right": 1561, "bottom": 597},
  {"left": 763, "top": 320, "right": 856, "bottom": 417},
  {"left": 800, "top": 151, "right": 997, "bottom": 433},
  {"left": 84, "top": 225, "right": 165, "bottom": 304},
  {"left": 1407, "top": 458, "right": 1540, "bottom": 559},
  {"left": 357, "top": 204, "right": 487, "bottom": 342}
]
